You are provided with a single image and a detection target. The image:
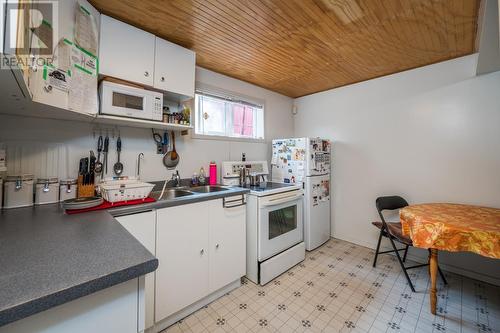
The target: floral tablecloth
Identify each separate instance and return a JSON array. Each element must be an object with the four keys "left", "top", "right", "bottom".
[{"left": 400, "top": 203, "right": 500, "bottom": 259}]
